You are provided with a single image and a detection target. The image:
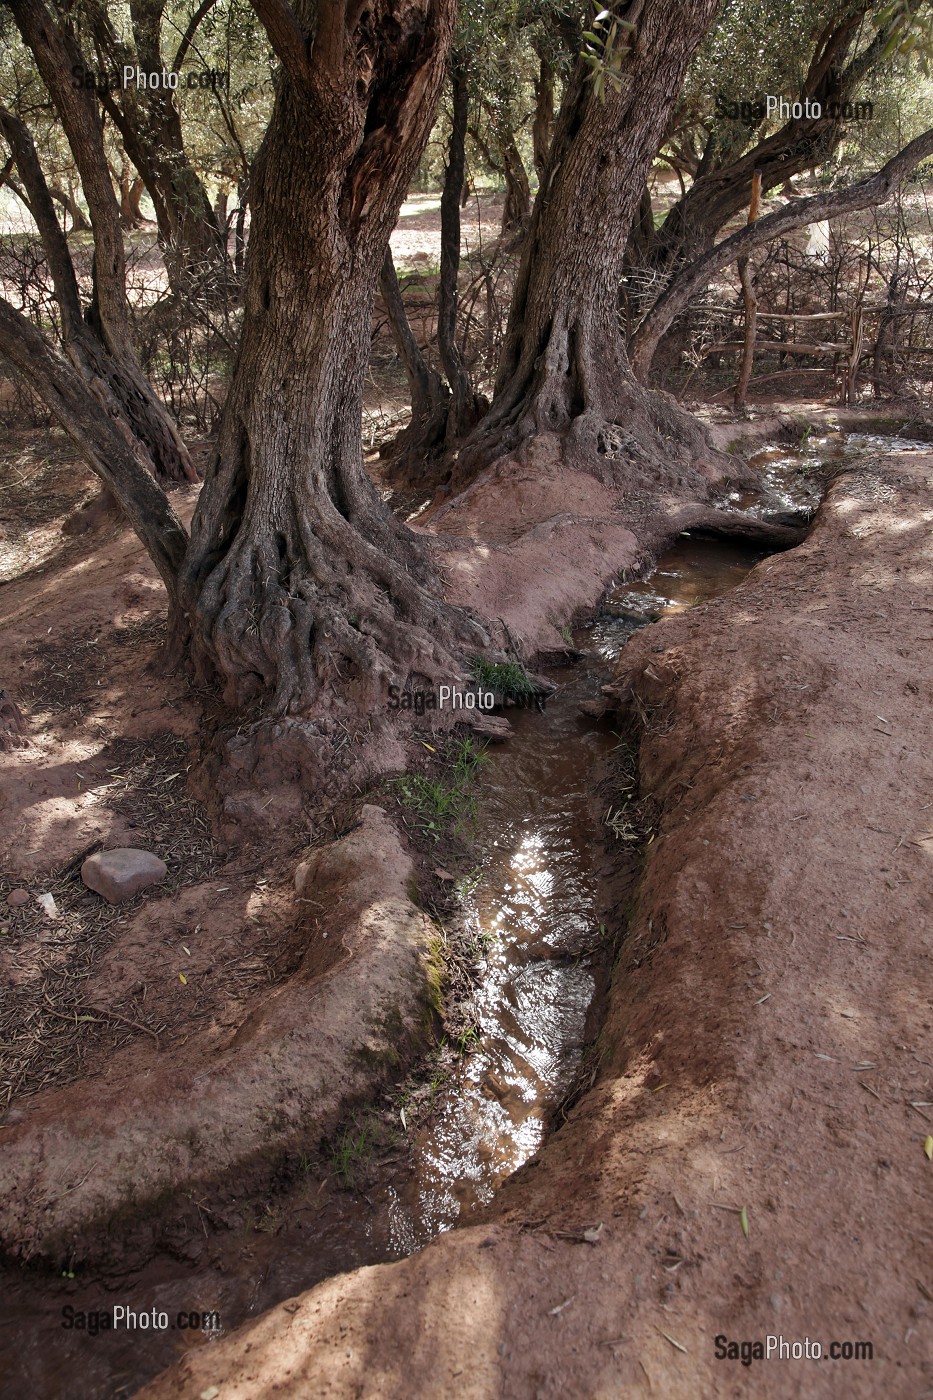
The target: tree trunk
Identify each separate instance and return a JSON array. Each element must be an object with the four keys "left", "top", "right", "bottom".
[
  {"left": 84, "top": 0, "right": 224, "bottom": 283},
  {"left": 437, "top": 55, "right": 485, "bottom": 444},
  {"left": 379, "top": 246, "right": 450, "bottom": 471},
  {"left": 117, "top": 158, "right": 138, "bottom": 229},
  {"left": 453, "top": 0, "right": 722, "bottom": 489},
  {"left": 128, "top": 176, "right": 146, "bottom": 223},
  {"left": 183, "top": 0, "right": 484, "bottom": 717},
  {"left": 532, "top": 55, "right": 554, "bottom": 181},
  {"left": 233, "top": 178, "right": 248, "bottom": 278},
  {"left": 498, "top": 128, "right": 531, "bottom": 235},
  {"left": 49, "top": 183, "right": 91, "bottom": 232},
  {"left": 8, "top": 0, "right": 197, "bottom": 486}
]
